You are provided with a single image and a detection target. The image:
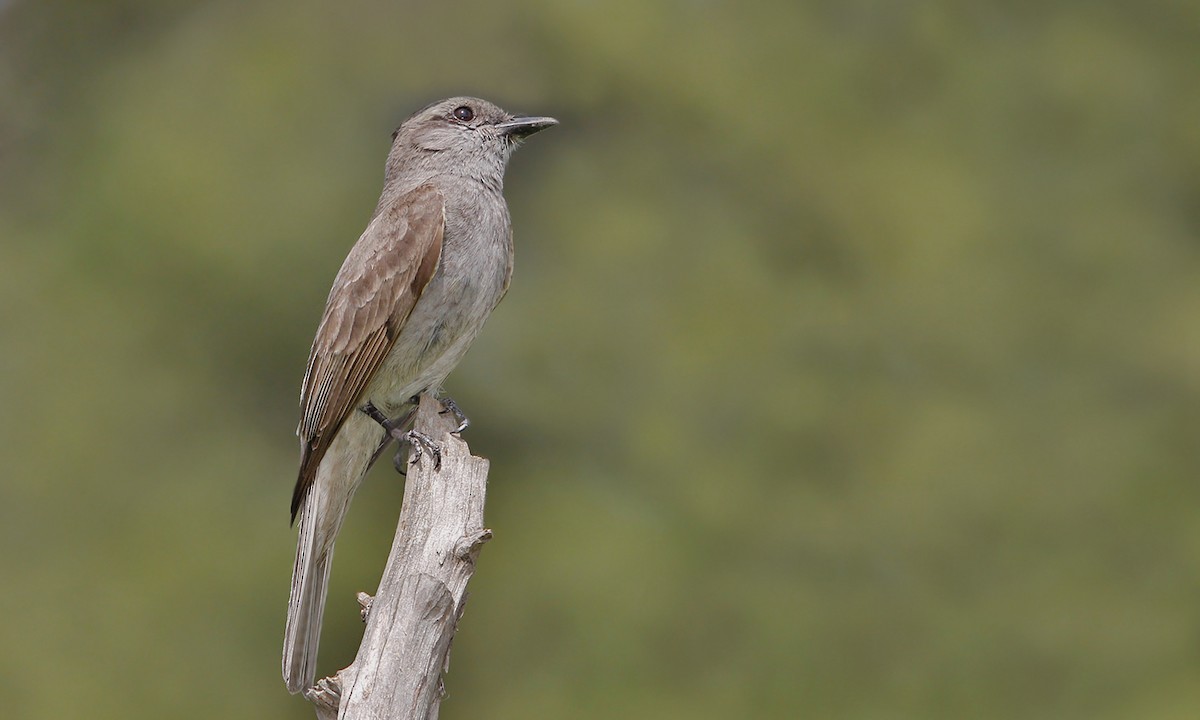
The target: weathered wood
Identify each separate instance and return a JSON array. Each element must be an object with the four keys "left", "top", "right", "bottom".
[{"left": 303, "top": 393, "right": 491, "bottom": 719}]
